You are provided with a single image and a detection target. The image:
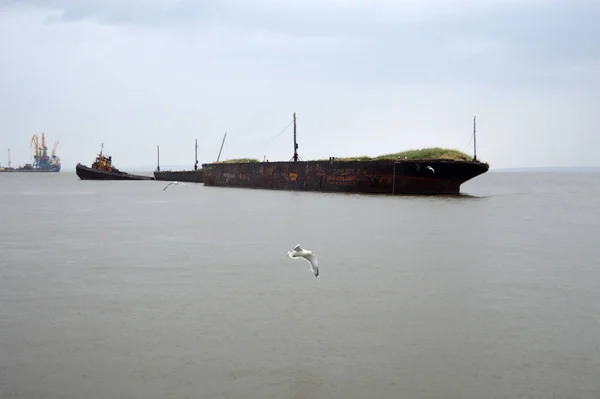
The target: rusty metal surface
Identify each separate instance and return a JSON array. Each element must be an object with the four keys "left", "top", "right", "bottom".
[
  {"left": 153, "top": 170, "right": 204, "bottom": 183},
  {"left": 201, "top": 159, "right": 489, "bottom": 195}
]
